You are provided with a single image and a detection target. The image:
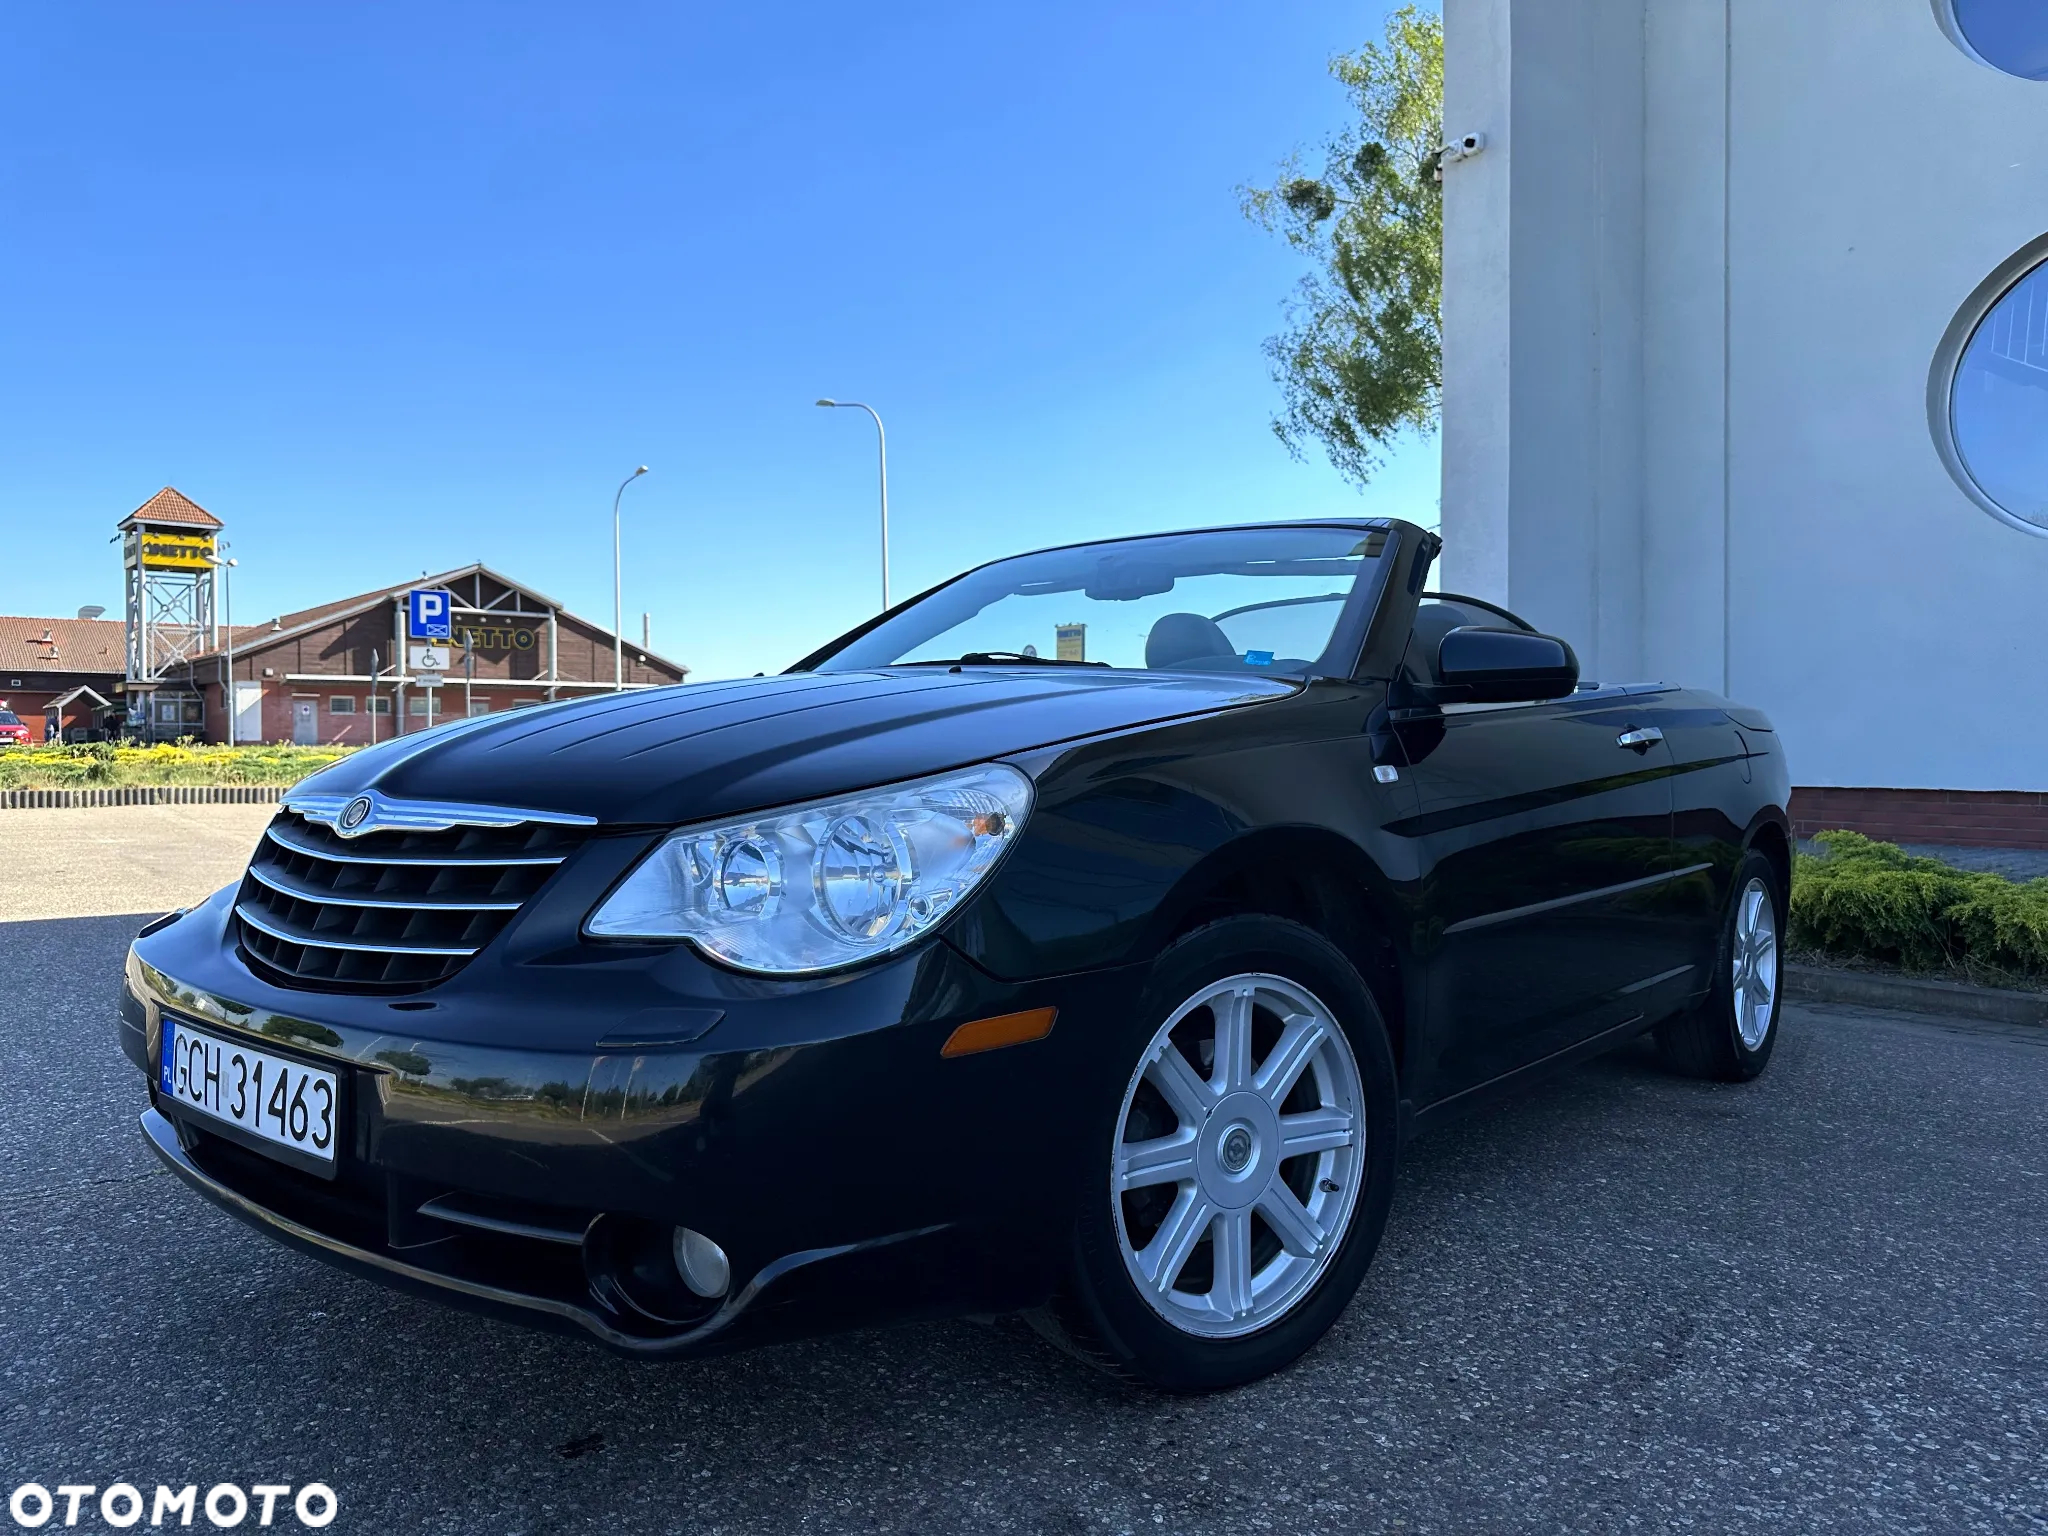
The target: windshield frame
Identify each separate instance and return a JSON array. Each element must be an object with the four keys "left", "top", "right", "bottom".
[{"left": 791, "top": 520, "right": 1403, "bottom": 682}]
